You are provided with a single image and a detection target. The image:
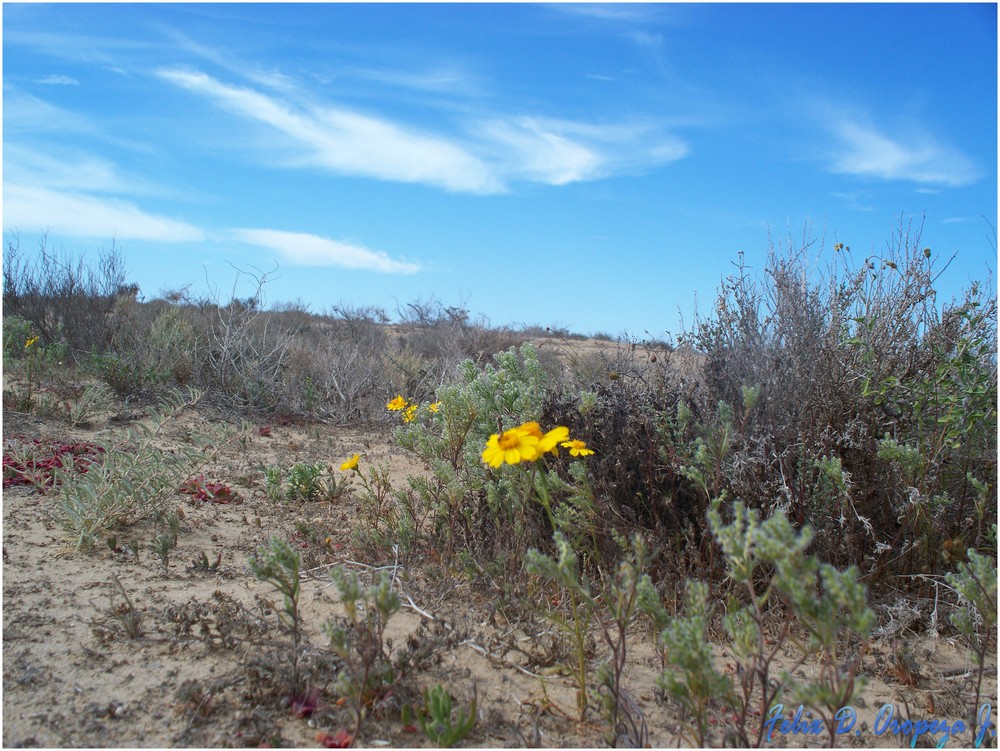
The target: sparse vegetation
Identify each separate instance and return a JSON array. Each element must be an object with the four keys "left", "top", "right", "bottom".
[{"left": 2, "top": 222, "right": 995, "bottom": 747}]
